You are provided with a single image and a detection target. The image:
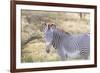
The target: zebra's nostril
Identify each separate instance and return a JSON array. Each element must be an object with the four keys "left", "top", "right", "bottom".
[{"left": 46, "top": 49, "right": 50, "bottom": 53}]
